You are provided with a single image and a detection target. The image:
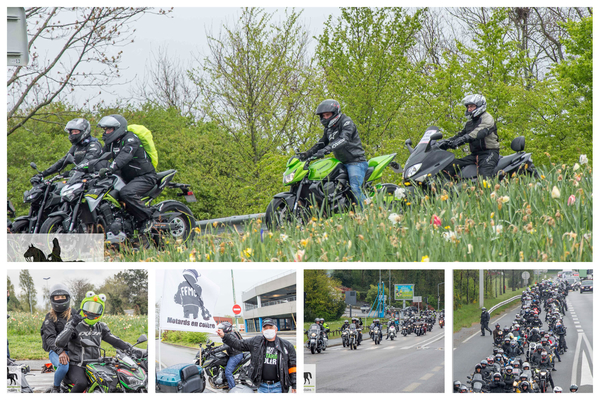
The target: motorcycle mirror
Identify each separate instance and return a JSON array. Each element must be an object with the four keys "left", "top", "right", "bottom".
[
  {"left": 136, "top": 334, "right": 148, "bottom": 344},
  {"left": 404, "top": 138, "right": 412, "bottom": 147},
  {"left": 430, "top": 132, "right": 443, "bottom": 141},
  {"left": 30, "top": 162, "right": 38, "bottom": 171}
]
